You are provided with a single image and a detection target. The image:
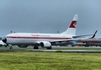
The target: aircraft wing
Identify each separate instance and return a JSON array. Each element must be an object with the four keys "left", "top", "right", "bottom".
[
  {"left": 72, "top": 34, "right": 93, "bottom": 38},
  {"left": 51, "top": 30, "right": 98, "bottom": 45},
  {"left": 73, "top": 30, "right": 97, "bottom": 38},
  {"left": 89, "top": 30, "right": 97, "bottom": 39}
]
